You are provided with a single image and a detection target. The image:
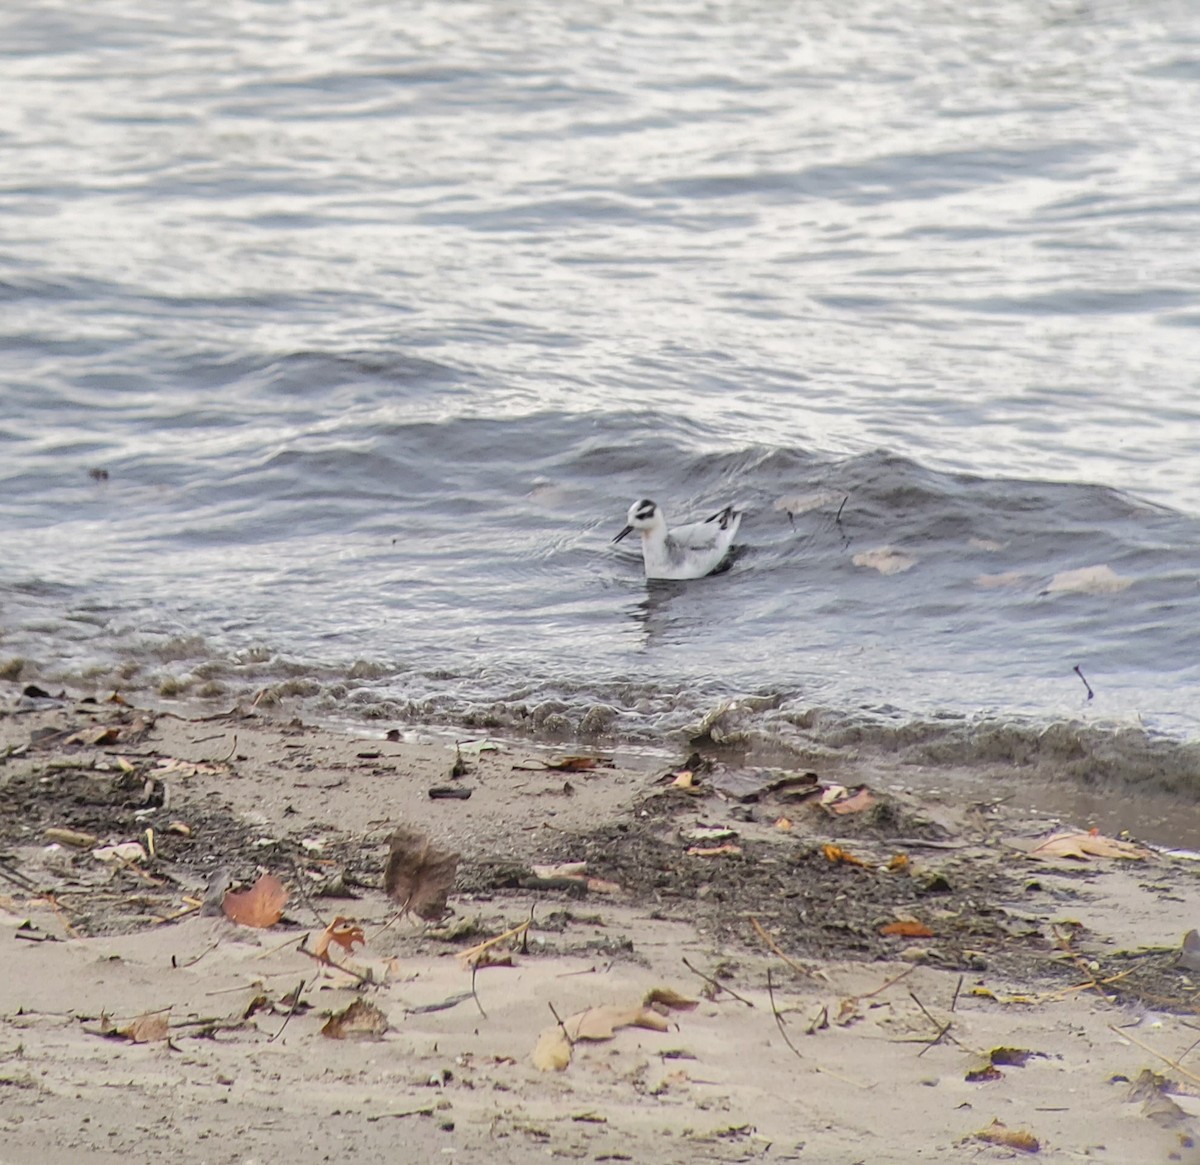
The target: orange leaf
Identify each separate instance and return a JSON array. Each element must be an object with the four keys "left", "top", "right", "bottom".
[
  {"left": 886, "top": 853, "right": 910, "bottom": 871},
  {"left": 222, "top": 873, "right": 288, "bottom": 928},
  {"left": 774, "top": 816, "right": 793, "bottom": 831},
  {"left": 687, "top": 843, "right": 741, "bottom": 857},
  {"left": 880, "top": 920, "right": 933, "bottom": 938},
  {"left": 310, "top": 916, "right": 366, "bottom": 960},
  {"left": 822, "top": 844, "right": 867, "bottom": 867}
]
